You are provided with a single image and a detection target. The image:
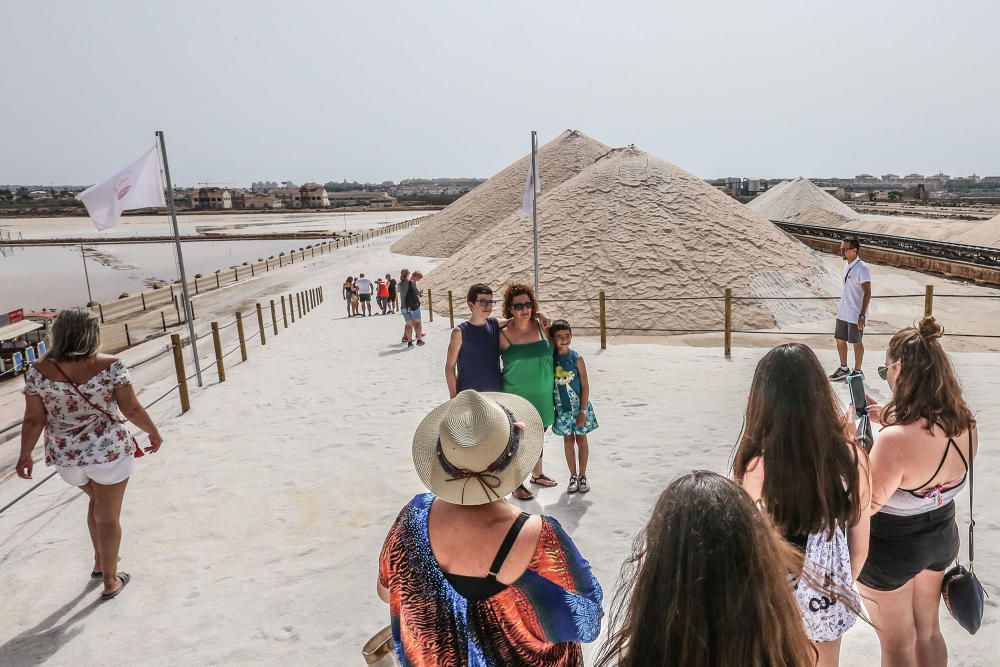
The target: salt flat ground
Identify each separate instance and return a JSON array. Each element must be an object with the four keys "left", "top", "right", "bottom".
[{"left": 0, "top": 235, "right": 997, "bottom": 665}]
